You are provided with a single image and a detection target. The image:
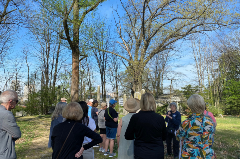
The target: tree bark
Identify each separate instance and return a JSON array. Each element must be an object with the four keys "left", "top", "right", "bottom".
[{"left": 70, "top": 0, "right": 80, "bottom": 102}]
